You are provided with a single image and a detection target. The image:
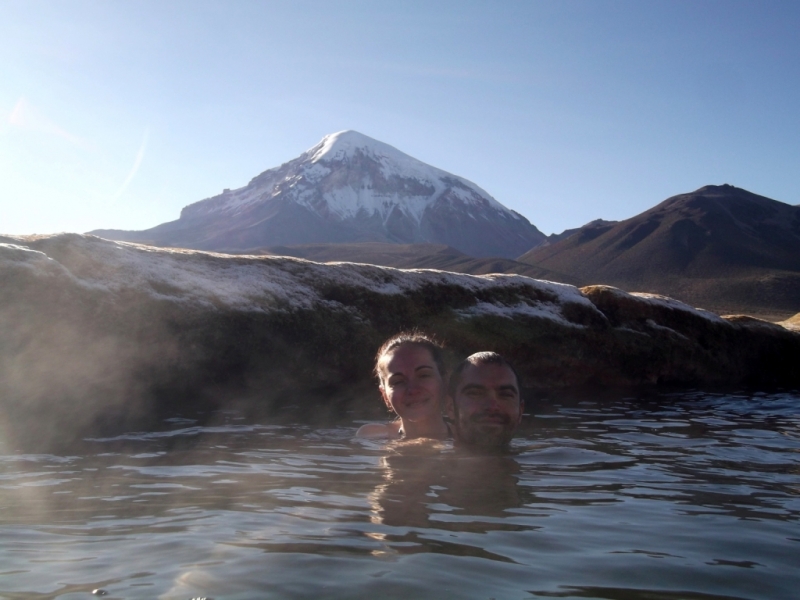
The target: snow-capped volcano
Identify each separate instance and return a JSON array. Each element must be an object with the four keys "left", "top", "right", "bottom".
[{"left": 92, "top": 131, "right": 546, "bottom": 258}]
